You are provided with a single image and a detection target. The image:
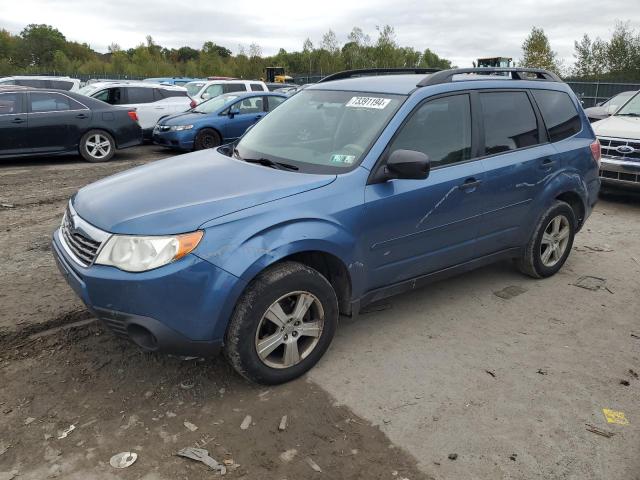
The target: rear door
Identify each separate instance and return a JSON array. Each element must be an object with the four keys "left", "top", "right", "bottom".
[
  {"left": 362, "top": 92, "right": 486, "bottom": 290},
  {"left": 27, "top": 91, "right": 91, "bottom": 153},
  {"left": 0, "top": 91, "right": 28, "bottom": 155},
  {"left": 473, "top": 90, "right": 557, "bottom": 255},
  {"left": 123, "top": 87, "right": 158, "bottom": 130}
]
